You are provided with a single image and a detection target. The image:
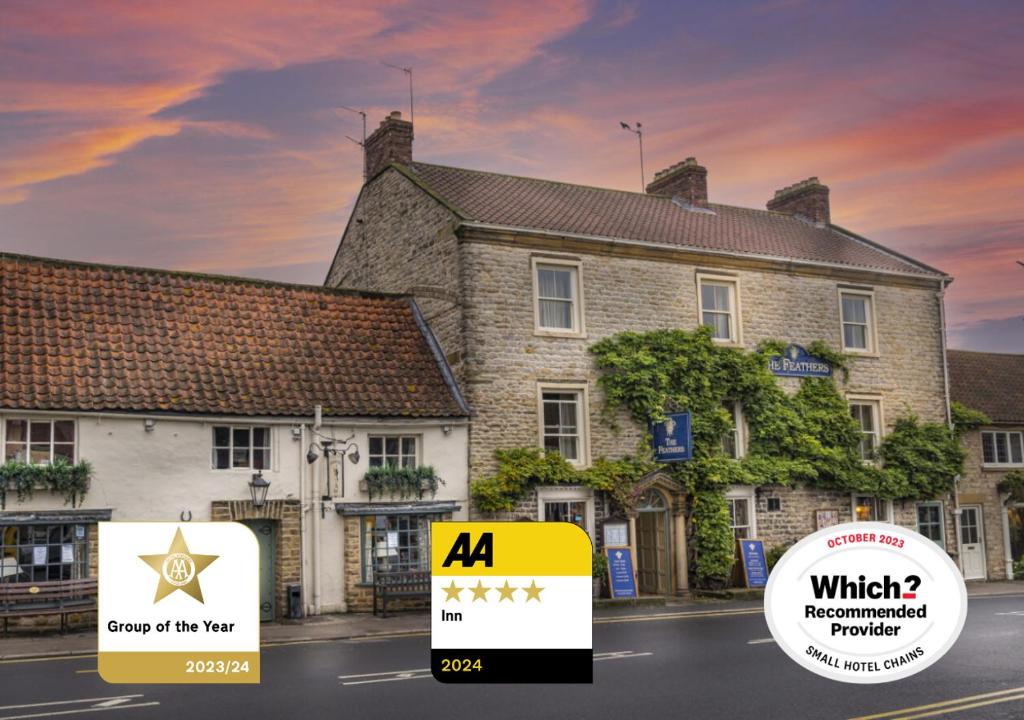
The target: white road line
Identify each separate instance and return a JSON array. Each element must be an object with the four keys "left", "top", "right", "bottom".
[
  {"left": 0, "top": 703, "right": 159, "bottom": 720},
  {"left": 338, "top": 667, "right": 429, "bottom": 680},
  {"left": 593, "top": 652, "right": 653, "bottom": 661},
  {"left": 995, "top": 611, "right": 1024, "bottom": 616},
  {"left": 0, "top": 698, "right": 143, "bottom": 712},
  {"left": 342, "top": 674, "right": 432, "bottom": 686},
  {"left": 747, "top": 638, "right": 776, "bottom": 645}
]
